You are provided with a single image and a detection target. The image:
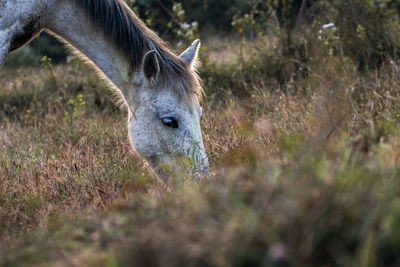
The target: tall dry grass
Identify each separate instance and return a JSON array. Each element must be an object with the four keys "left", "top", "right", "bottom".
[{"left": 2, "top": 30, "right": 400, "bottom": 266}]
